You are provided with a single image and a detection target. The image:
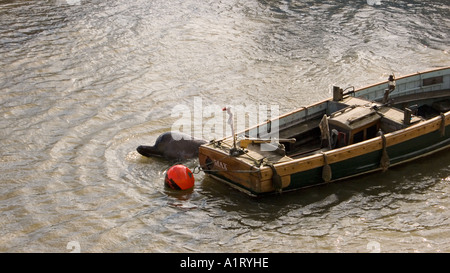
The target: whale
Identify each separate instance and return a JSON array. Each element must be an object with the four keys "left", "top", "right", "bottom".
[{"left": 137, "top": 132, "right": 207, "bottom": 161}]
